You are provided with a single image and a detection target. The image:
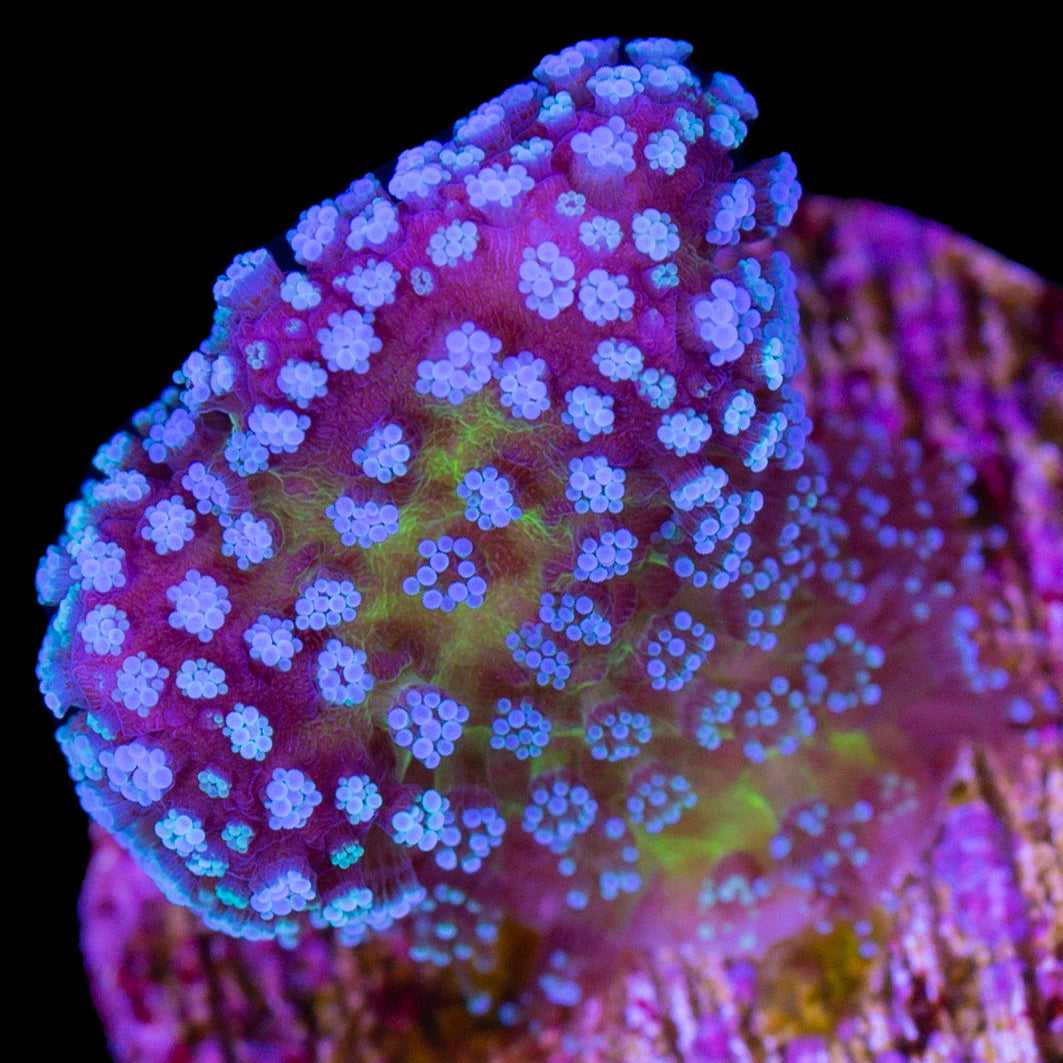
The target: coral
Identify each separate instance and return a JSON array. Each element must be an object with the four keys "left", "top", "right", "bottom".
[{"left": 34, "top": 34, "right": 1060, "bottom": 1059}]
